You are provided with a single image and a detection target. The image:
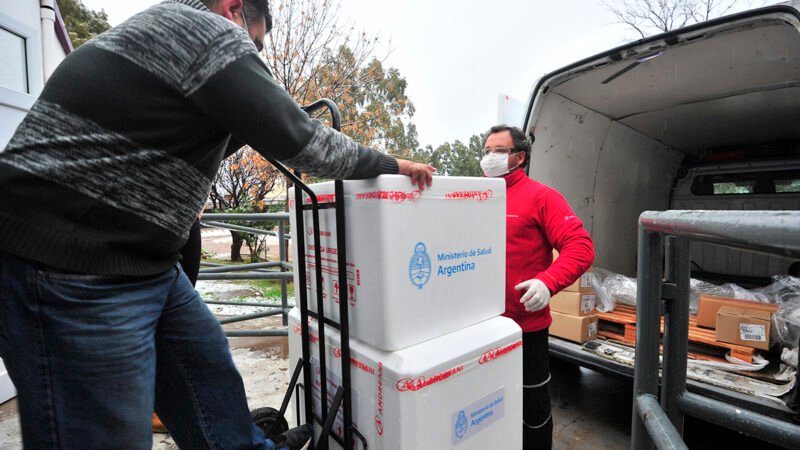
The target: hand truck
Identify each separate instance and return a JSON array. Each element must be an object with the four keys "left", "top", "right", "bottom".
[{"left": 249, "top": 99, "right": 366, "bottom": 450}]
